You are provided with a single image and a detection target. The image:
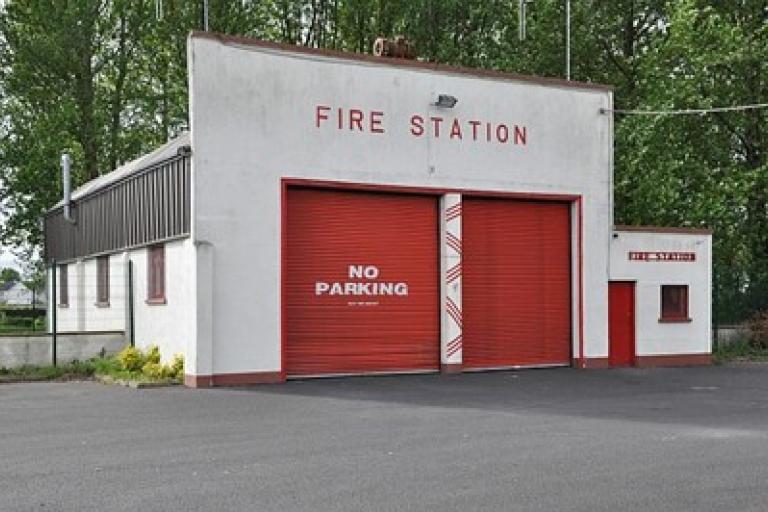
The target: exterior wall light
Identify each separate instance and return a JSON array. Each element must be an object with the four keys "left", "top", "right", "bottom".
[{"left": 433, "top": 94, "right": 458, "bottom": 108}]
